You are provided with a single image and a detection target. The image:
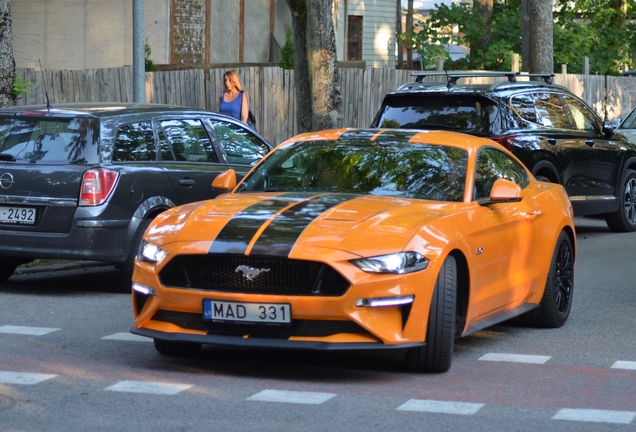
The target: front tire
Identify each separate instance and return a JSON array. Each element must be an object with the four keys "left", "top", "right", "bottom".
[
  {"left": 520, "top": 231, "right": 574, "bottom": 328},
  {"left": 154, "top": 339, "right": 202, "bottom": 356},
  {"left": 405, "top": 256, "right": 457, "bottom": 373},
  {"left": 606, "top": 169, "right": 636, "bottom": 232}
]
